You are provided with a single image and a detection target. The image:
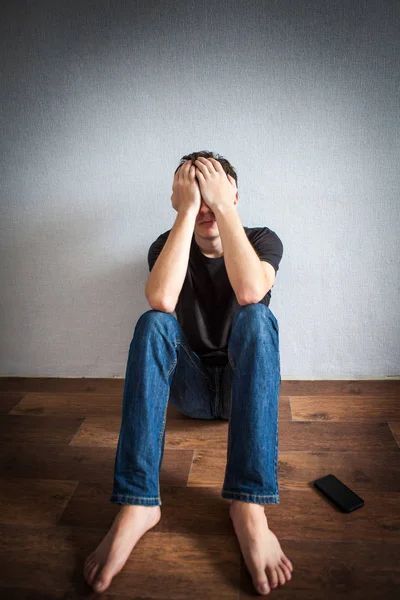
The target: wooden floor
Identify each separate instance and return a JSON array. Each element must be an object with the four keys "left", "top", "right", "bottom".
[{"left": 0, "top": 378, "right": 399, "bottom": 599}]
